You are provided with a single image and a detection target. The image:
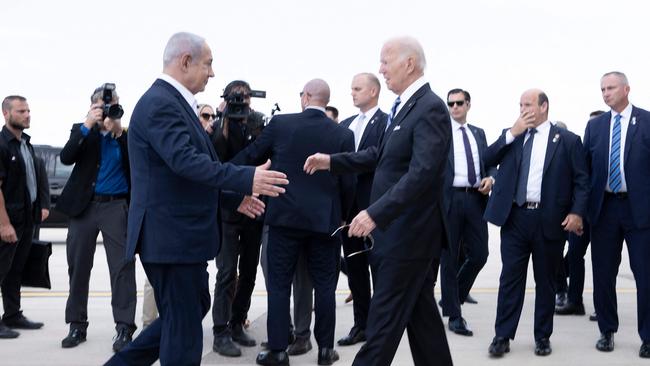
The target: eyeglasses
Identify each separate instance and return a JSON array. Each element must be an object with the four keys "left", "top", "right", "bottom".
[
  {"left": 331, "top": 225, "right": 374, "bottom": 258},
  {"left": 201, "top": 113, "right": 217, "bottom": 120},
  {"left": 447, "top": 100, "right": 466, "bottom": 107}
]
